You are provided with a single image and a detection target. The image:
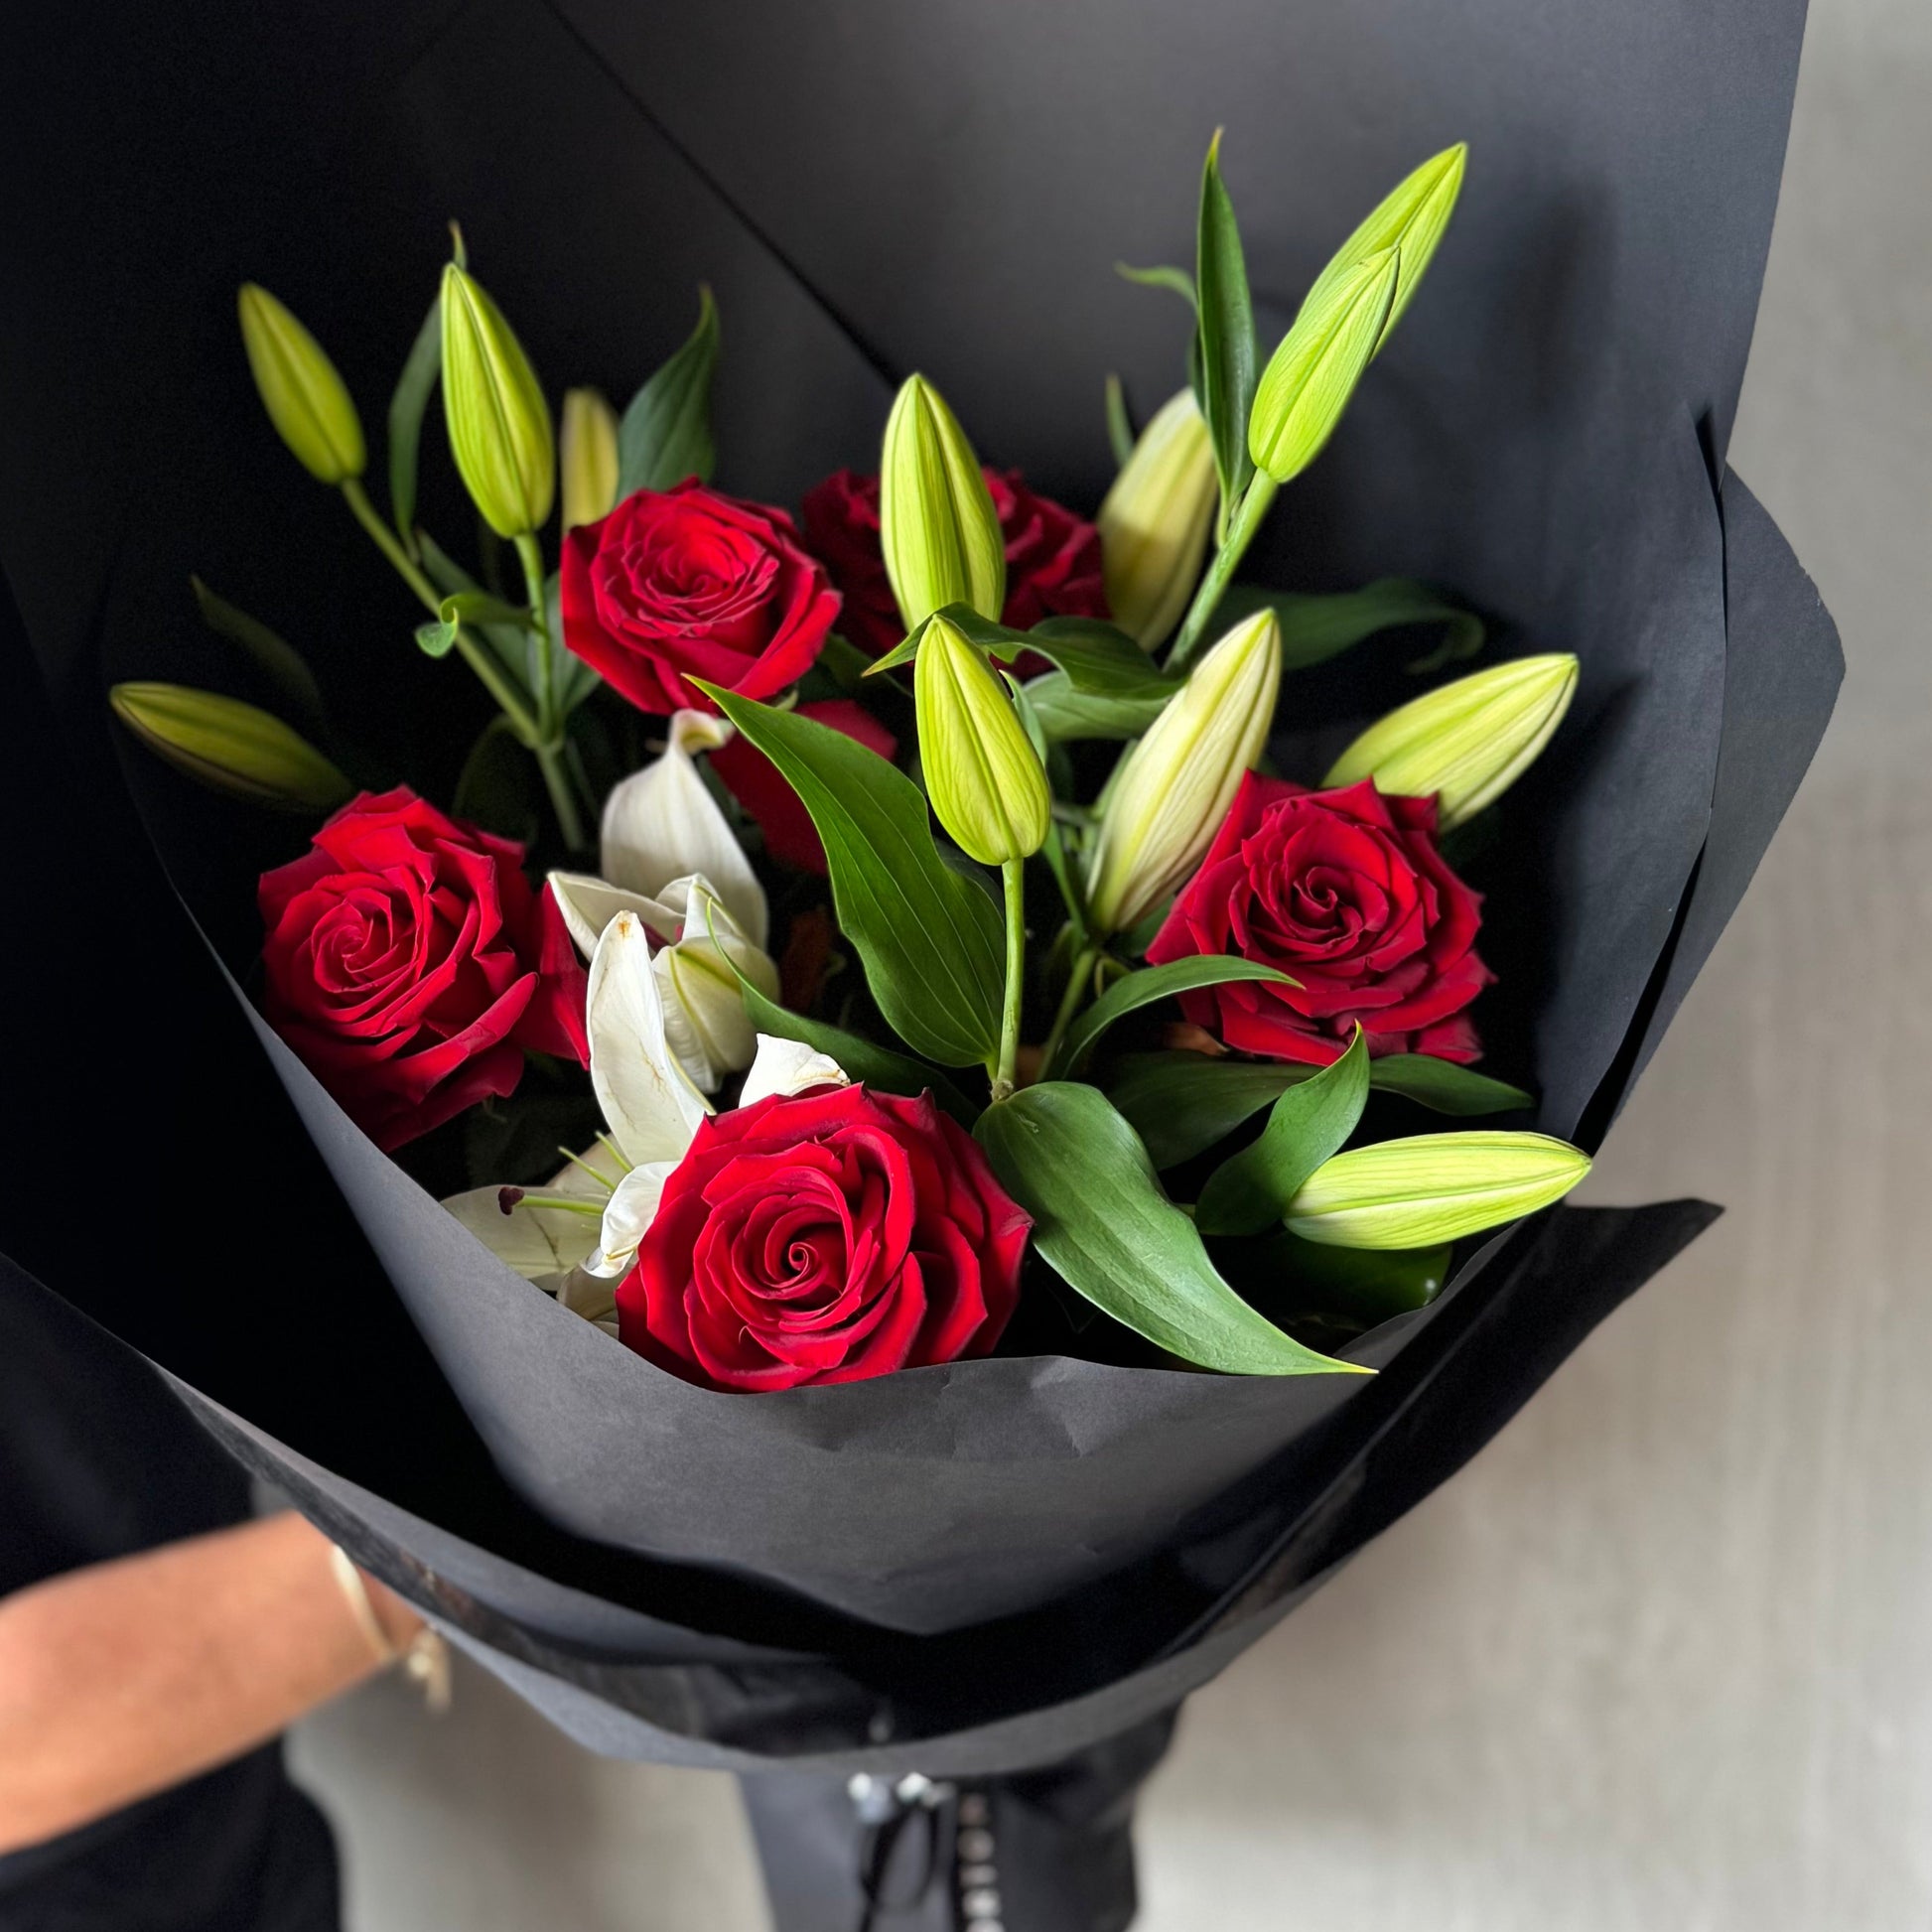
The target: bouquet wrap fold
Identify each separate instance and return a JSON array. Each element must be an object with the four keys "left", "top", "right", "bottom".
[{"left": 0, "top": 0, "right": 1835, "bottom": 1764}]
